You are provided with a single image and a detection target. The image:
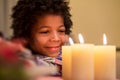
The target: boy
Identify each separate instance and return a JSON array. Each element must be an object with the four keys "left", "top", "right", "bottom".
[{"left": 11, "top": 0, "right": 72, "bottom": 78}]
